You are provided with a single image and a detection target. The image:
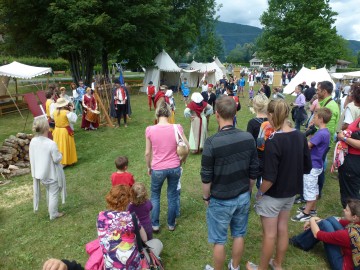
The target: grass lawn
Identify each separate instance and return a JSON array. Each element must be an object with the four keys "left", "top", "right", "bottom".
[{"left": 0, "top": 85, "right": 341, "bottom": 270}]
